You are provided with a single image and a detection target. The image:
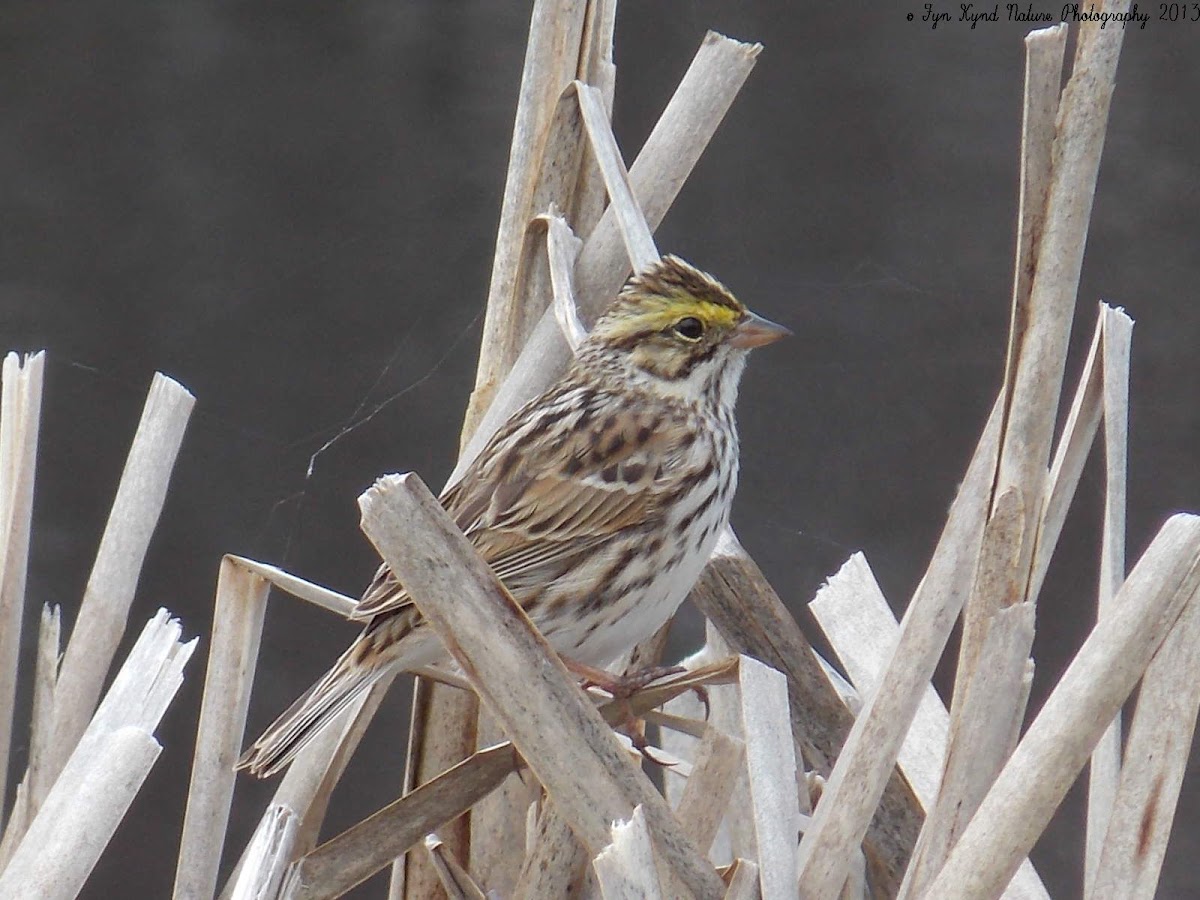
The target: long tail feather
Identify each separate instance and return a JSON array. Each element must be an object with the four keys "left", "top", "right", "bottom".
[{"left": 236, "top": 640, "right": 386, "bottom": 778}]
